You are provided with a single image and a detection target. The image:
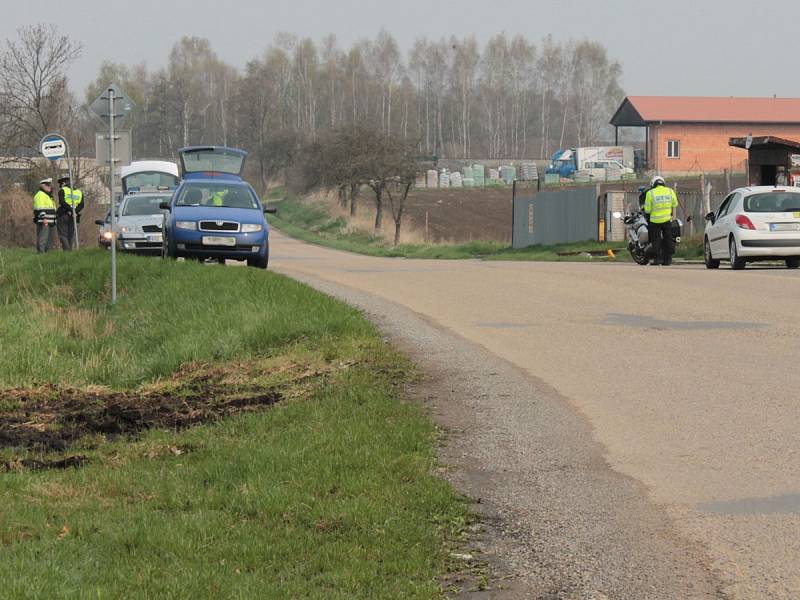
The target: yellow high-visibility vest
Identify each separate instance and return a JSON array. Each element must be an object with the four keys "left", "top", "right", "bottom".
[
  {"left": 210, "top": 190, "right": 226, "bottom": 206},
  {"left": 62, "top": 186, "right": 83, "bottom": 208},
  {"left": 33, "top": 190, "right": 56, "bottom": 210},
  {"left": 644, "top": 185, "right": 678, "bottom": 224}
]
